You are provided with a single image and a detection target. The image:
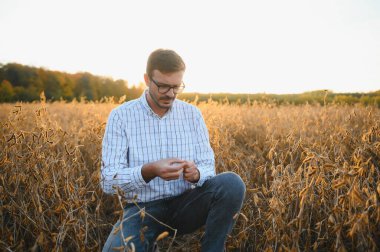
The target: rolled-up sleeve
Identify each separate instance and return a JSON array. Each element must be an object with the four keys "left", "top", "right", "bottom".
[
  {"left": 100, "top": 109, "right": 147, "bottom": 194},
  {"left": 193, "top": 109, "right": 215, "bottom": 186}
]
